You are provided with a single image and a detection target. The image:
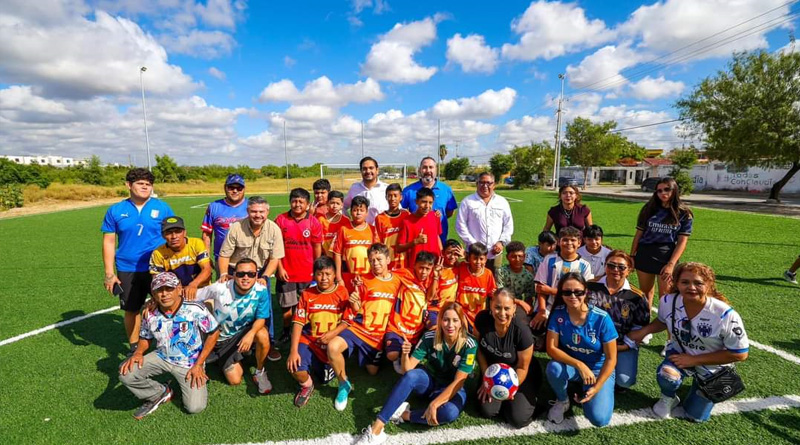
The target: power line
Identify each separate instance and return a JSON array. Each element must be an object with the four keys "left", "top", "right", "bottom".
[{"left": 609, "top": 118, "right": 684, "bottom": 133}]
